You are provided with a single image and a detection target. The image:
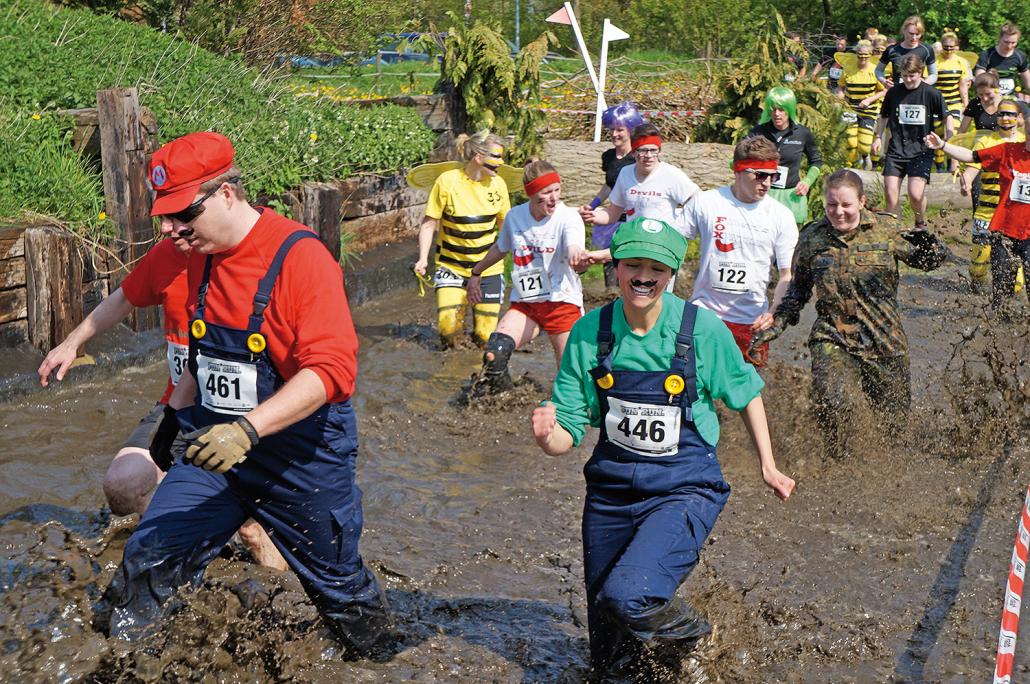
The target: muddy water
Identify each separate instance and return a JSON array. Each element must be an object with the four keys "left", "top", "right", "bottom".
[{"left": 3, "top": 233, "right": 1030, "bottom": 682}]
